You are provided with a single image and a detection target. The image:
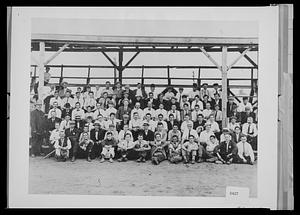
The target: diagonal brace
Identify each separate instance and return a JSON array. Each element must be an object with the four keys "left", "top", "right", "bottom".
[
  {"left": 199, "top": 46, "right": 222, "bottom": 72},
  {"left": 101, "top": 51, "right": 118, "bottom": 68},
  {"left": 123, "top": 51, "right": 140, "bottom": 69},
  {"left": 44, "top": 43, "right": 69, "bottom": 65},
  {"left": 227, "top": 47, "right": 252, "bottom": 70}
]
